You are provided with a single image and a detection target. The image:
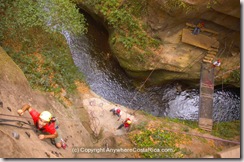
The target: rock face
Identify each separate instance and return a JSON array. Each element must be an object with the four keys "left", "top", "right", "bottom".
[
  {"left": 0, "top": 47, "right": 136, "bottom": 158},
  {"left": 0, "top": 47, "right": 93, "bottom": 158},
  {"left": 78, "top": 0, "right": 240, "bottom": 86}
]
